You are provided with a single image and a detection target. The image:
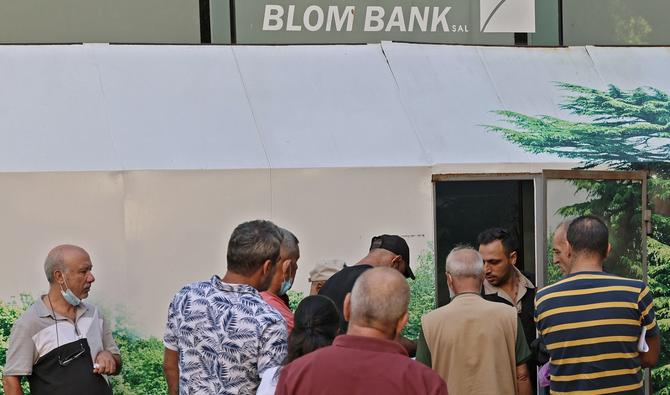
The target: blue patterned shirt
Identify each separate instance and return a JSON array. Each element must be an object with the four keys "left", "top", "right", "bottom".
[{"left": 164, "top": 275, "right": 288, "bottom": 395}]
